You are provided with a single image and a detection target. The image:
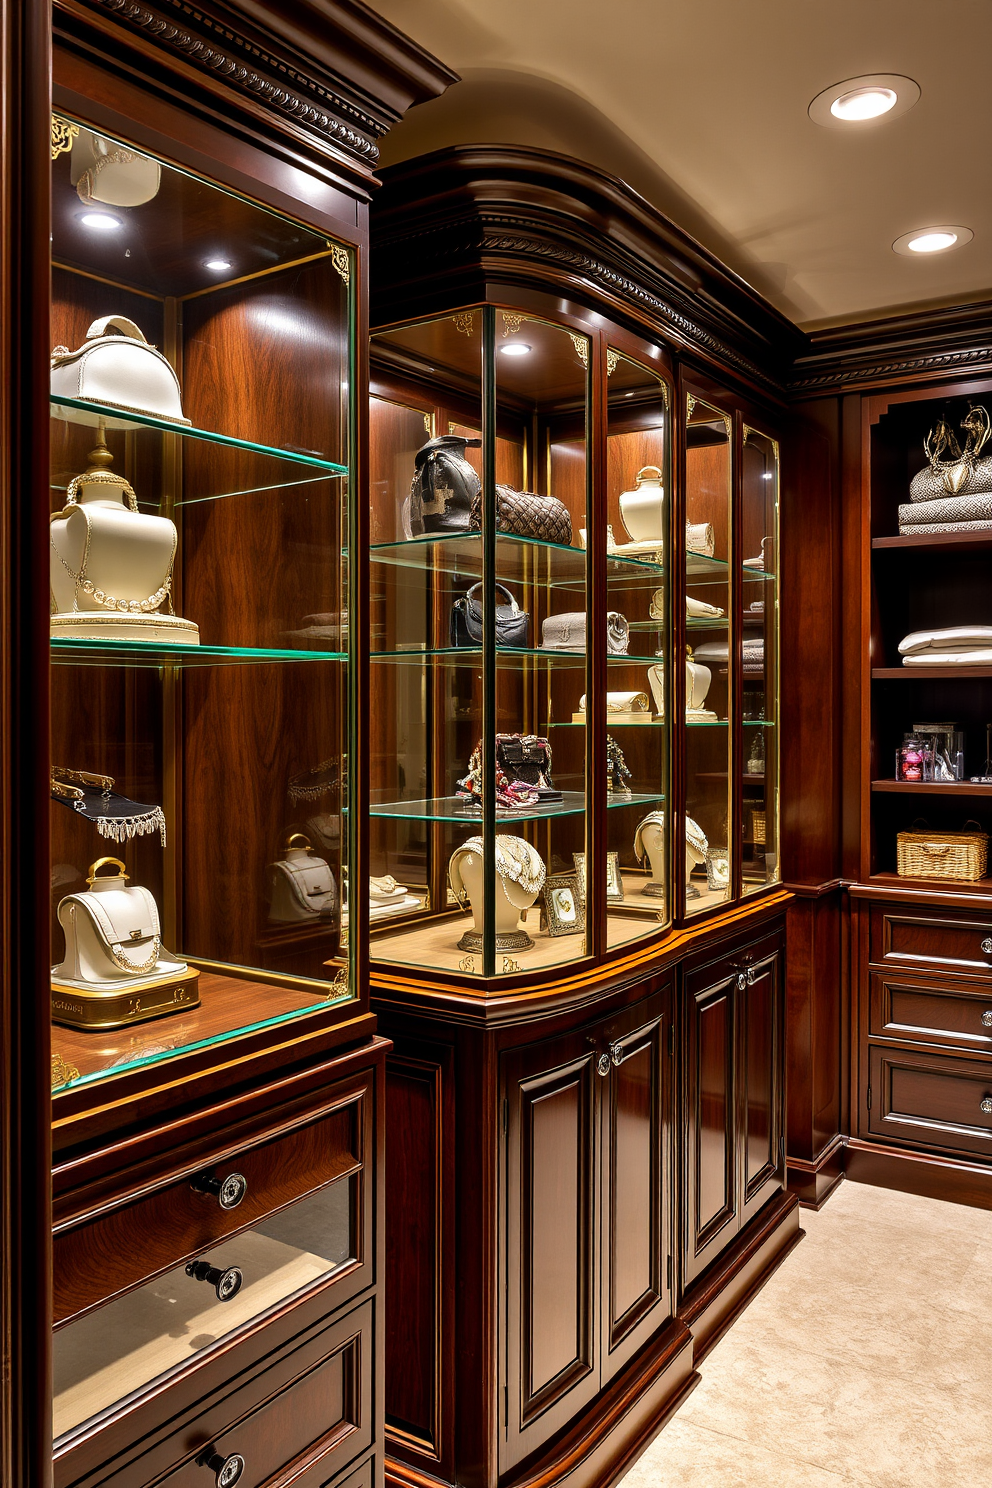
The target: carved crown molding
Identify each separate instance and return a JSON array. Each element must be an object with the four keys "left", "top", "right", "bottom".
[
  {"left": 373, "top": 202, "right": 790, "bottom": 397},
  {"left": 790, "top": 342, "right": 992, "bottom": 393},
  {"left": 86, "top": 0, "right": 385, "bottom": 162}
]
